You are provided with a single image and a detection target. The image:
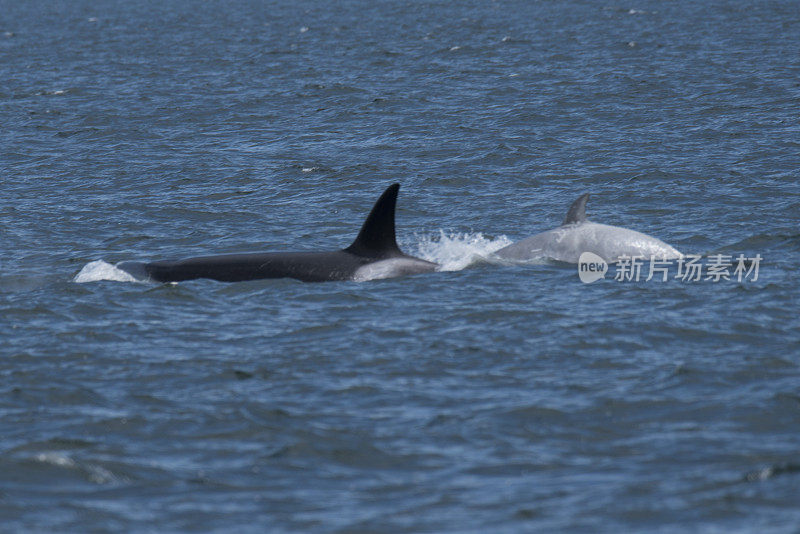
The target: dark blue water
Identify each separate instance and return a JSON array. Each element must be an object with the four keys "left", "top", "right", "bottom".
[{"left": 2, "top": 1, "right": 800, "bottom": 531}]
